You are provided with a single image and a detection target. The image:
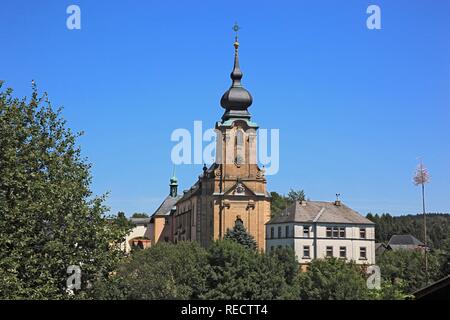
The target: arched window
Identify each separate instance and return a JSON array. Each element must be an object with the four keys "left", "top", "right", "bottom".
[{"left": 235, "top": 129, "right": 244, "bottom": 166}]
